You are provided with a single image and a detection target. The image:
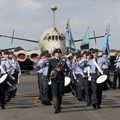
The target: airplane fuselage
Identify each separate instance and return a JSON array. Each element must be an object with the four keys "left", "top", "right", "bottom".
[{"left": 39, "top": 27, "right": 67, "bottom": 55}]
